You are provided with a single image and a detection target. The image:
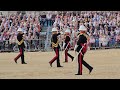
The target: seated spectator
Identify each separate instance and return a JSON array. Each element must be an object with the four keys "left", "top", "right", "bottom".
[
  {"left": 102, "top": 35, "right": 108, "bottom": 47},
  {"left": 94, "top": 33, "right": 99, "bottom": 47},
  {"left": 9, "top": 32, "right": 17, "bottom": 50},
  {"left": 99, "top": 34, "right": 104, "bottom": 47},
  {"left": 46, "top": 12, "right": 52, "bottom": 26},
  {"left": 115, "top": 33, "right": 120, "bottom": 46},
  {"left": 1, "top": 11, "right": 120, "bottom": 52},
  {"left": 89, "top": 35, "right": 95, "bottom": 47}
]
